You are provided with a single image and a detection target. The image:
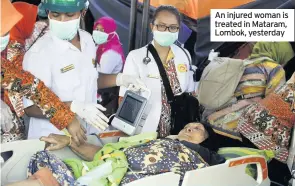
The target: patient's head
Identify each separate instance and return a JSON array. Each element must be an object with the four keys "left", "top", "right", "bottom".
[{"left": 178, "top": 123, "right": 209, "bottom": 144}]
